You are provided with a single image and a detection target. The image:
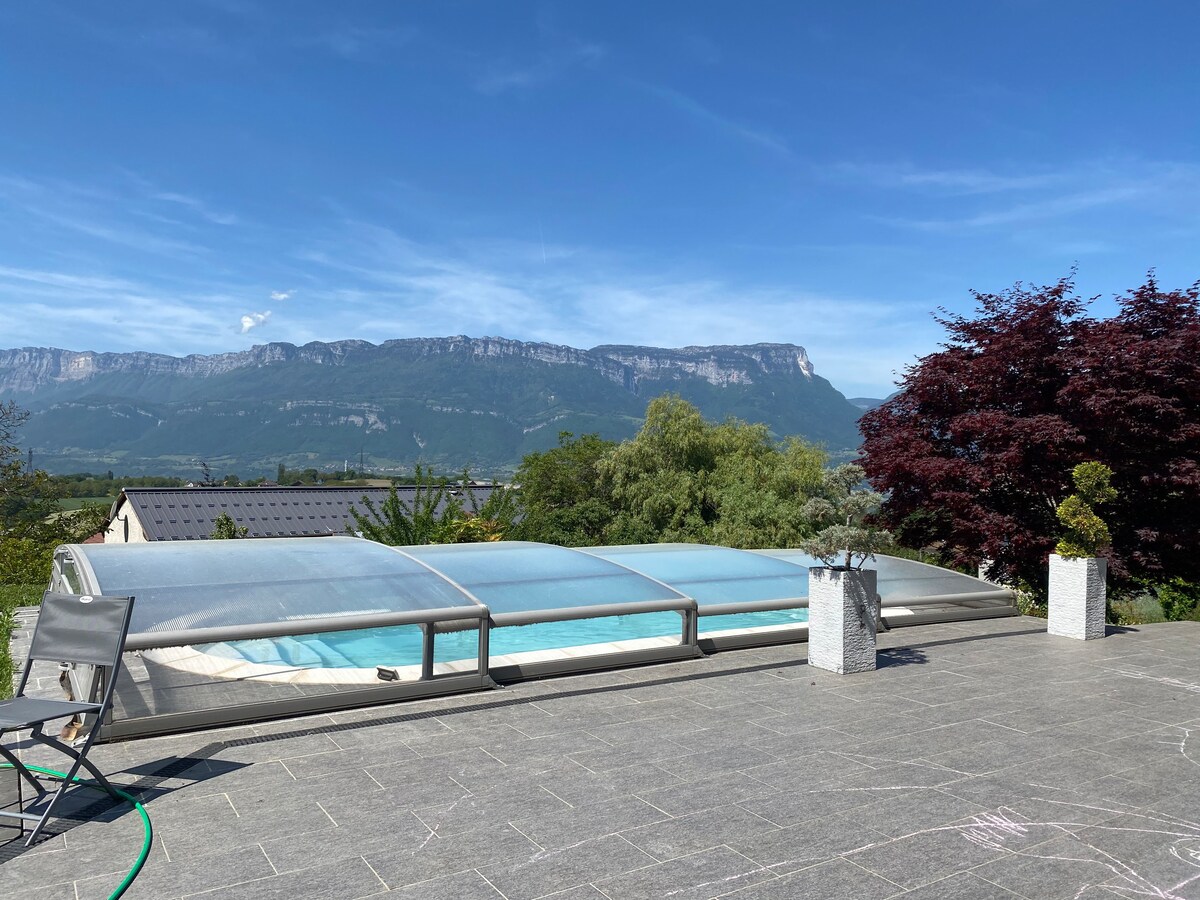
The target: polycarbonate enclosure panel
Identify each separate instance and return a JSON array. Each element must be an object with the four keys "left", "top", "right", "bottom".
[
  {"left": 110, "top": 620, "right": 483, "bottom": 724},
  {"left": 755, "top": 550, "right": 1002, "bottom": 602},
  {"left": 582, "top": 544, "right": 809, "bottom": 606},
  {"left": 401, "top": 541, "right": 687, "bottom": 614},
  {"left": 74, "top": 536, "right": 480, "bottom": 634}
]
